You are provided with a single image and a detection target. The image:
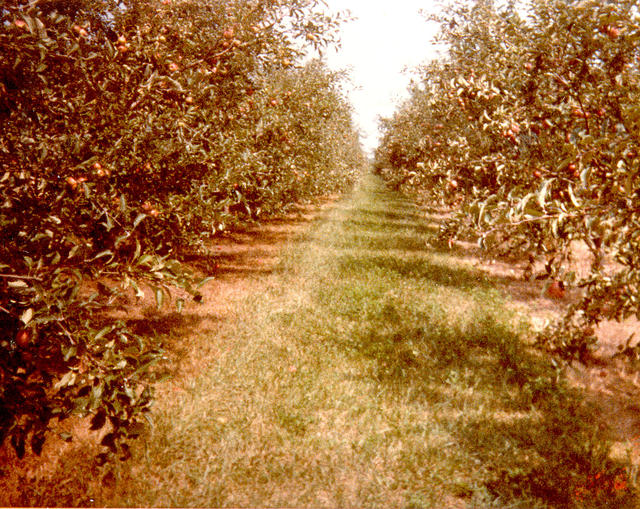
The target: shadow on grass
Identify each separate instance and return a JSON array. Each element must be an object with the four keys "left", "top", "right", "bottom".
[
  {"left": 354, "top": 209, "right": 424, "bottom": 223},
  {"left": 338, "top": 218, "right": 439, "bottom": 236},
  {"left": 336, "top": 252, "right": 492, "bottom": 291},
  {"left": 324, "top": 295, "right": 634, "bottom": 507},
  {"left": 307, "top": 176, "right": 638, "bottom": 507},
  {"left": 325, "top": 234, "right": 430, "bottom": 253},
  {"left": 125, "top": 312, "right": 210, "bottom": 337}
]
